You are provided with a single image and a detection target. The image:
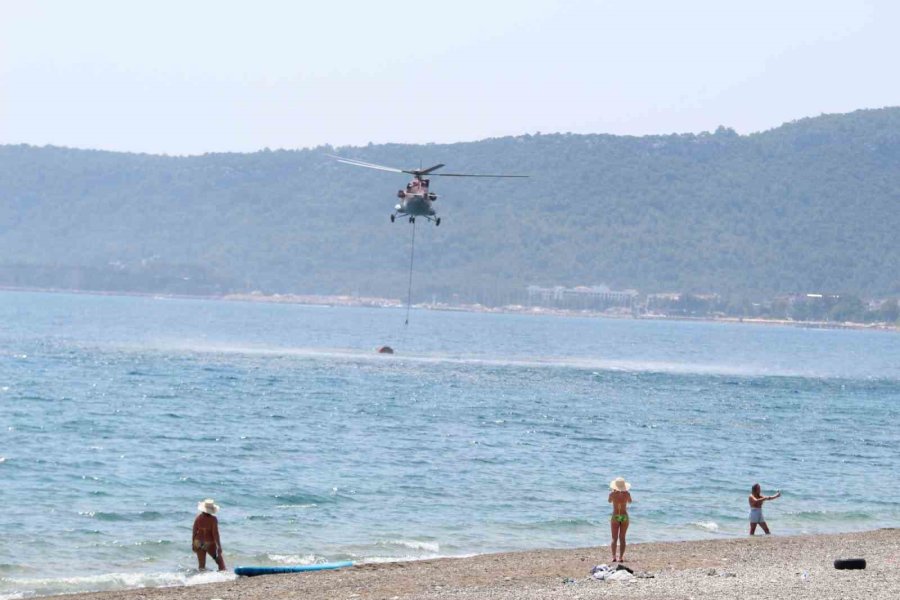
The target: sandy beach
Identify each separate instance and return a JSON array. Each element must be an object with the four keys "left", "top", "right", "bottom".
[{"left": 50, "top": 528, "right": 898, "bottom": 600}]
